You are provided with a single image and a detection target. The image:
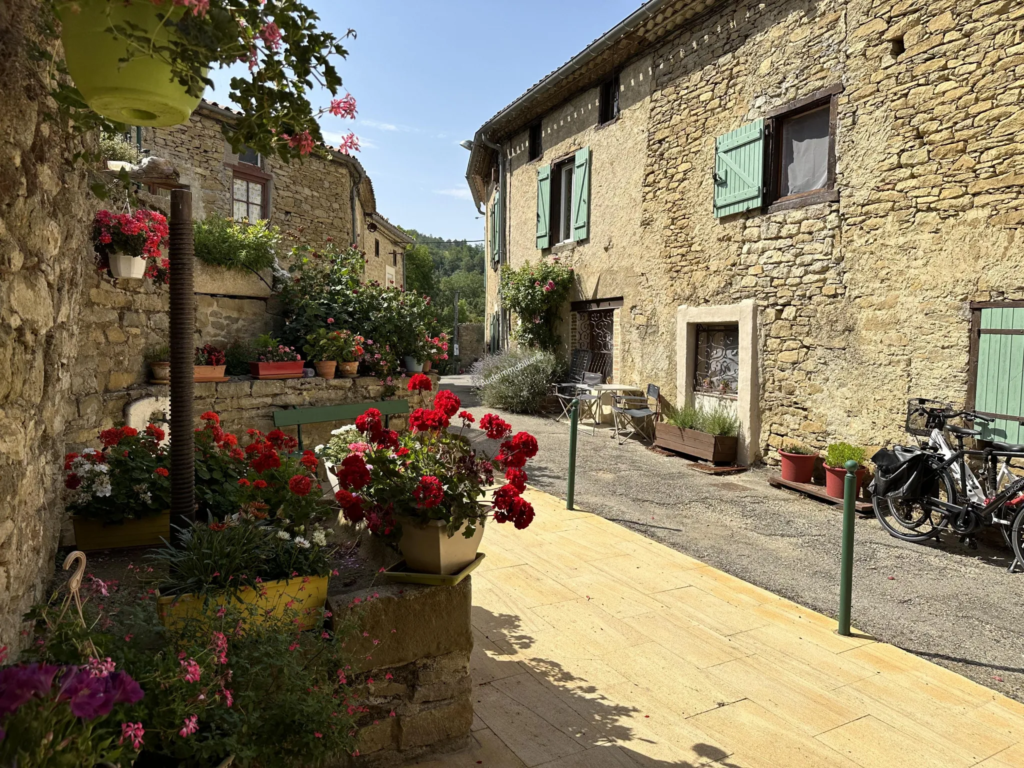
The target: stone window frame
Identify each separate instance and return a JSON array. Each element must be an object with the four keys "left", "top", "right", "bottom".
[
  {"left": 676, "top": 300, "right": 760, "bottom": 466},
  {"left": 764, "top": 84, "right": 843, "bottom": 215},
  {"left": 229, "top": 162, "right": 272, "bottom": 221}
]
